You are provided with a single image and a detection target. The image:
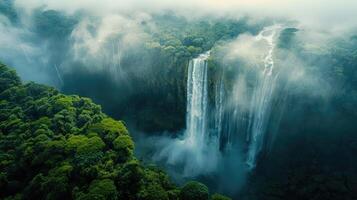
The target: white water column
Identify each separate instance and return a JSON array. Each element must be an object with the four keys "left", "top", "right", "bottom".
[{"left": 185, "top": 52, "right": 210, "bottom": 149}]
